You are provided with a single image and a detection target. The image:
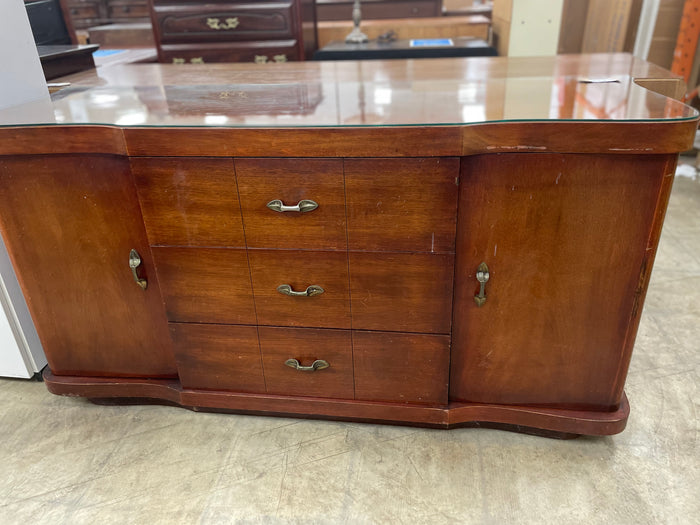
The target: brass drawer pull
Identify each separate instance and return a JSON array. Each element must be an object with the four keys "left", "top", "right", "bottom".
[
  {"left": 284, "top": 358, "right": 329, "bottom": 372},
  {"left": 277, "top": 284, "right": 324, "bottom": 297},
  {"left": 474, "top": 262, "right": 489, "bottom": 307},
  {"left": 266, "top": 199, "right": 318, "bottom": 213},
  {"left": 206, "top": 17, "right": 239, "bottom": 30},
  {"left": 128, "top": 249, "right": 148, "bottom": 290}
]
